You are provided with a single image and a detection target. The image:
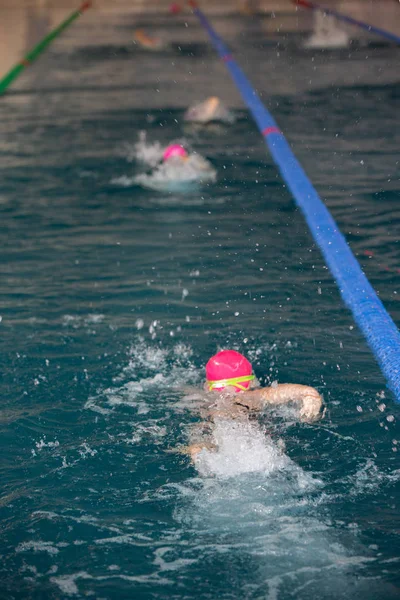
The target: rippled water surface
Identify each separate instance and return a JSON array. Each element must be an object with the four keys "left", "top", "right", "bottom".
[{"left": 1, "top": 8, "right": 399, "bottom": 600}]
